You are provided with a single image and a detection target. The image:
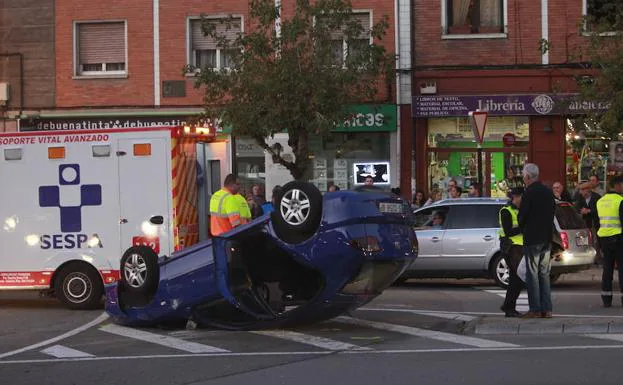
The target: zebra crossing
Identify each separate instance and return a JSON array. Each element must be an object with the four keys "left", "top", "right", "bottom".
[
  {"left": 5, "top": 313, "right": 623, "bottom": 364},
  {"left": 484, "top": 289, "right": 530, "bottom": 312}
]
